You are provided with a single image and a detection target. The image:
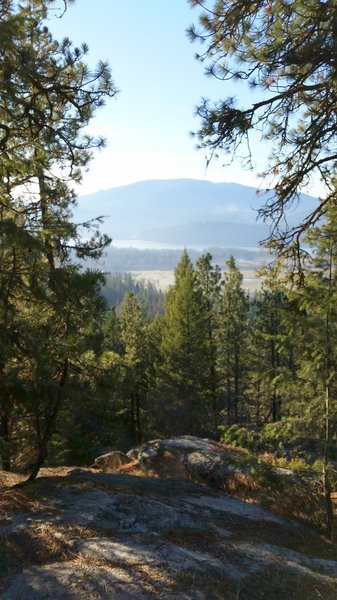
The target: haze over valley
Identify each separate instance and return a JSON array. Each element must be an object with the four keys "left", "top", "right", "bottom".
[
  {"left": 75, "top": 178, "right": 317, "bottom": 248},
  {"left": 74, "top": 178, "right": 317, "bottom": 287}
]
